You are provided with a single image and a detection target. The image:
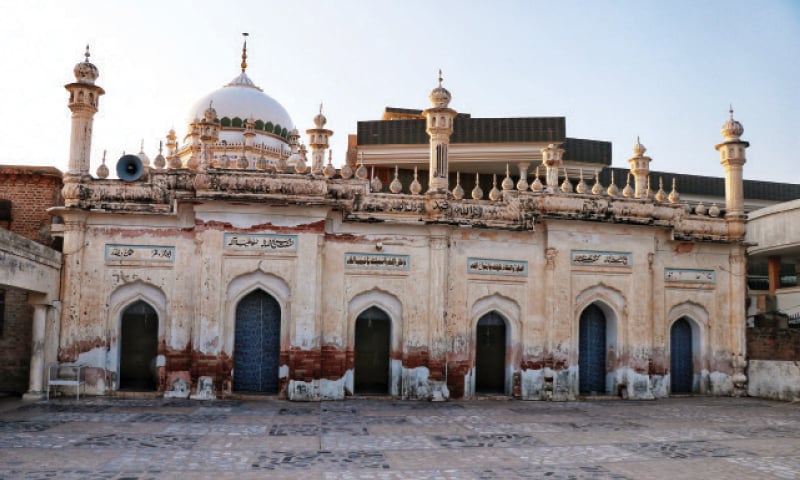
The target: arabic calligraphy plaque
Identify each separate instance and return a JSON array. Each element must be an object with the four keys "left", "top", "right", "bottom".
[
  {"left": 467, "top": 257, "right": 528, "bottom": 277},
  {"left": 223, "top": 233, "right": 298, "bottom": 252},
  {"left": 105, "top": 244, "right": 176, "bottom": 263},
  {"left": 344, "top": 253, "right": 410, "bottom": 271},
  {"left": 664, "top": 268, "right": 716, "bottom": 284},
  {"left": 570, "top": 250, "right": 632, "bottom": 267}
]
